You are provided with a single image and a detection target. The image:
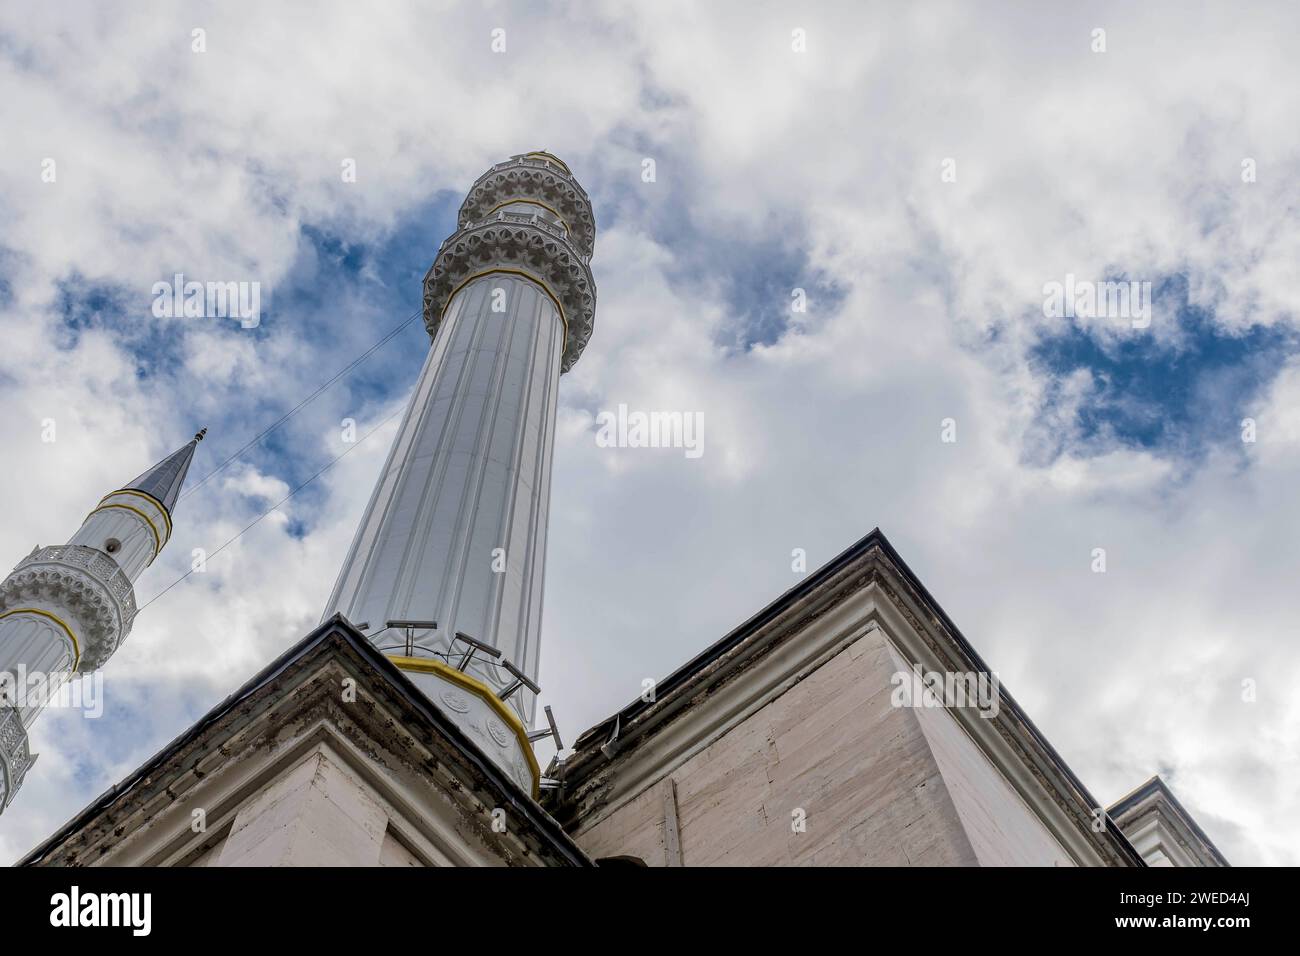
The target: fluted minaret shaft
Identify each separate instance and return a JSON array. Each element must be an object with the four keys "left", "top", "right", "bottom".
[
  {"left": 0, "top": 432, "right": 203, "bottom": 814},
  {"left": 326, "top": 276, "right": 564, "bottom": 693},
  {"left": 324, "top": 152, "right": 596, "bottom": 795}
]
